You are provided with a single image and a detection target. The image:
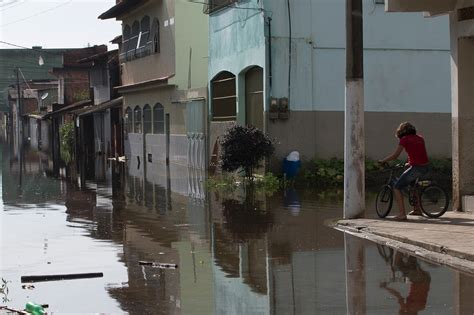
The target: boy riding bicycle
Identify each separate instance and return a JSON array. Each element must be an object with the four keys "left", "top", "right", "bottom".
[{"left": 378, "top": 122, "right": 430, "bottom": 221}]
